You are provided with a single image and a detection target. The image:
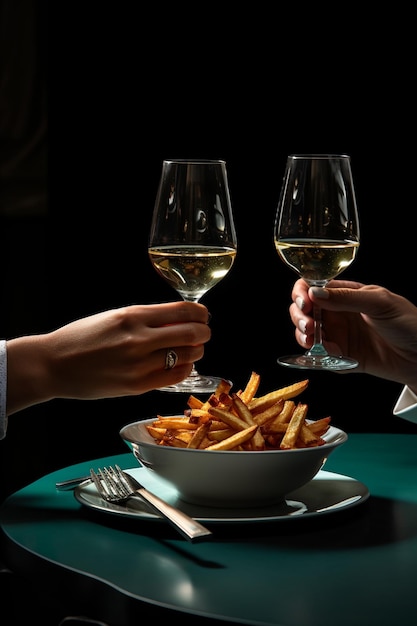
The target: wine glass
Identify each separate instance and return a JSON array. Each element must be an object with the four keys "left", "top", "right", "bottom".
[
  {"left": 274, "top": 154, "right": 360, "bottom": 371},
  {"left": 148, "top": 159, "right": 237, "bottom": 392}
]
